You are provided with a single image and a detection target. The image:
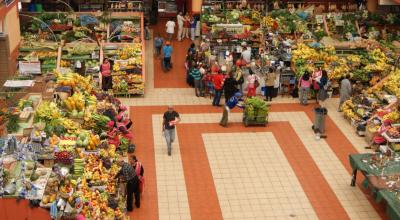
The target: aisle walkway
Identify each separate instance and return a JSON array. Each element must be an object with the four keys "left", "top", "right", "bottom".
[
  {"left": 150, "top": 19, "right": 192, "bottom": 88},
  {"left": 126, "top": 22, "right": 386, "bottom": 220}
]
